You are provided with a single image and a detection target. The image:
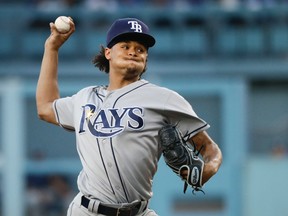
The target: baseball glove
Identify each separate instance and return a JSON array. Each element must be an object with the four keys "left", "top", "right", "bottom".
[{"left": 158, "top": 124, "right": 205, "bottom": 194}]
